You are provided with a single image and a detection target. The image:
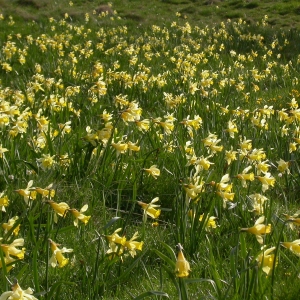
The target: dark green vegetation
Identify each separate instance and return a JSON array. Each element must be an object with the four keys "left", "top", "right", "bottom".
[{"left": 1, "top": 0, "right": 300, "bottom": 30}]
